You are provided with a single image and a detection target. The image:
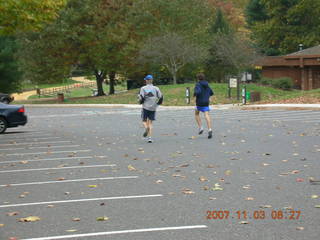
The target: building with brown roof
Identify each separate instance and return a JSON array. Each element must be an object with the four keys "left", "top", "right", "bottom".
[{"left": 258, "top": 45, "right": 320, "bottom": 90}]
